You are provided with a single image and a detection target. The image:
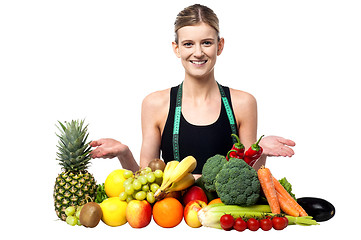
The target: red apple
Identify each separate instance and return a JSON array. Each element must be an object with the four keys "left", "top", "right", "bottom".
[
  {"left": 126, "top": 200, "right": 152, "bottom": 228},
  {"left": 183, "top": 186, "right": 208, "bottom": 206},
  {"left": 184, "top": 200, "right": 207, "bottom": 228}
]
